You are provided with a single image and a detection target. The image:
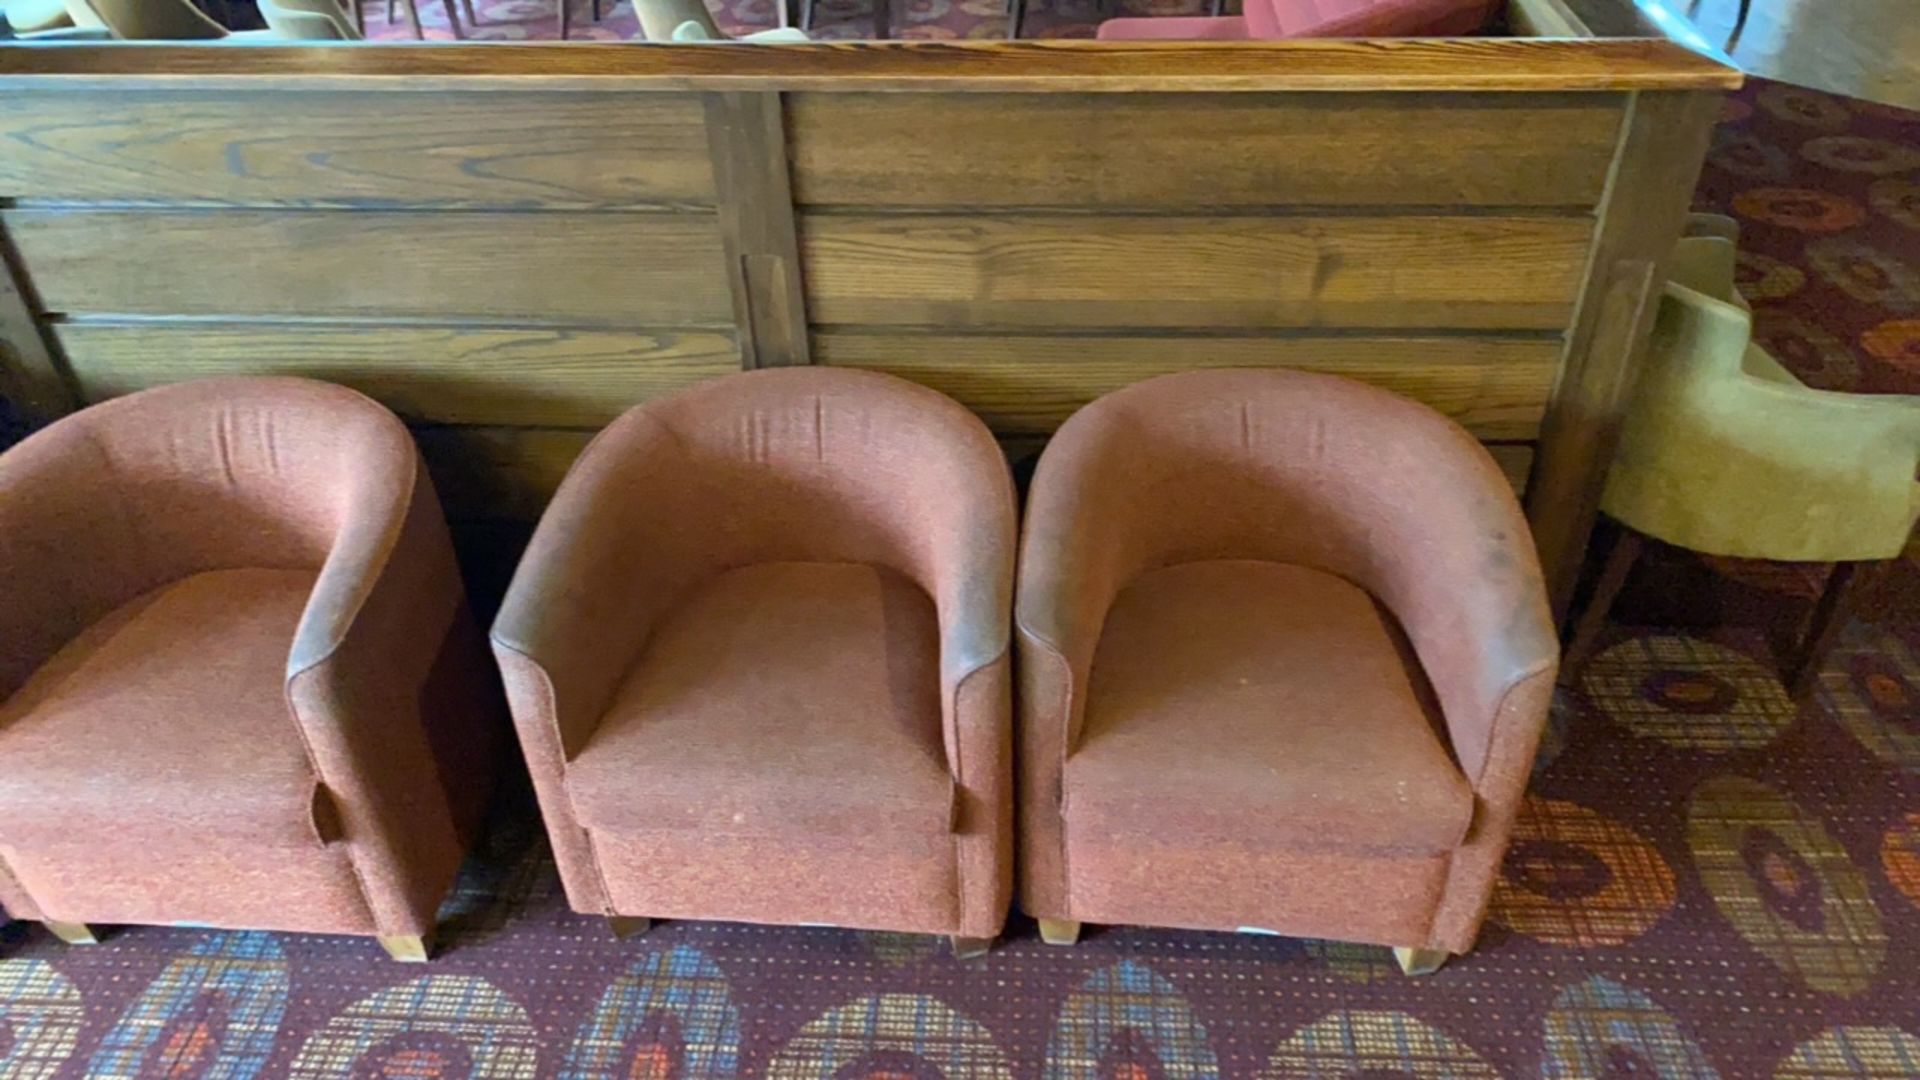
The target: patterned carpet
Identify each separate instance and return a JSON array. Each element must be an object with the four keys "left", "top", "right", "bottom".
[
  {"left": 4, "top": 78, "right": 1920, "bottom": 1078},
  {"left": 352, "top": 0, "right": 1189, "bottom": 41}
]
